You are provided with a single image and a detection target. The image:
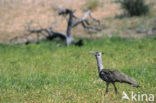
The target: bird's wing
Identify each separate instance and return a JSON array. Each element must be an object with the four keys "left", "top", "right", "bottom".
[{"left": 105, "top": 69, "right": 139, "bottom": 87}]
